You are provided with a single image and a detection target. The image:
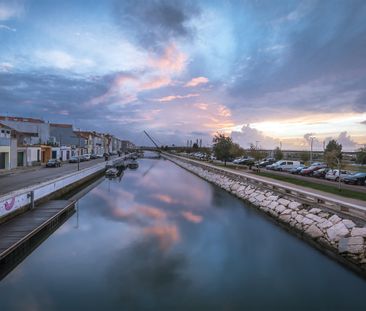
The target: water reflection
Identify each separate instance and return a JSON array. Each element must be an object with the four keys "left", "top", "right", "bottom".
[{"left": 0, "top": 158, "right": 366, "bottom": 310}]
